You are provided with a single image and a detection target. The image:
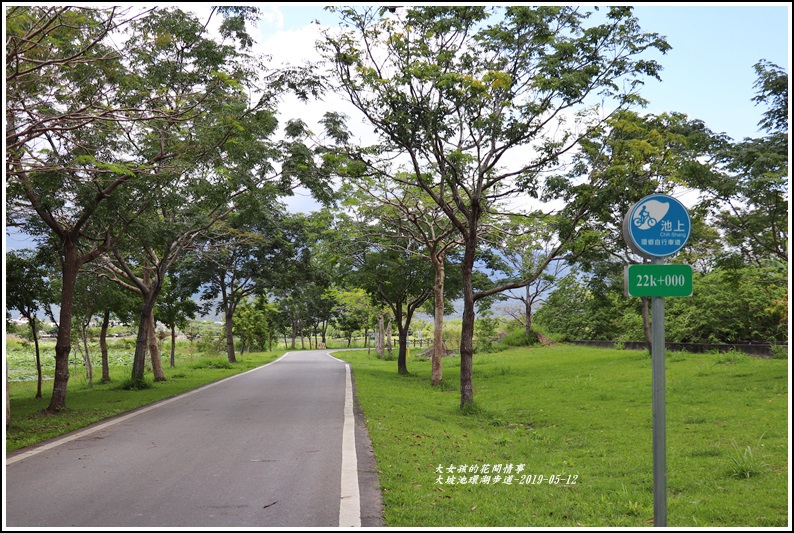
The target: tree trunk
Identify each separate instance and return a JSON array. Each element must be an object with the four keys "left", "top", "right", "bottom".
[
  {"left": 6, "top": 371, "right": 10, "bottom": 426},
  {"left": 524, "top": 288, "right": 533, "bottom": 338},
  {"left": 386, "top": 317, "right": 393, "bottom": 355},
  {"left": 100, "top": 308, "right": 110, "bottom": 382},
  {"left": 459, "top": 237, "right": 477, "bottom": 408},
  {"left": 431, "top": 253, "right": 445, "bottom": 386},
  {"left": 376, "top": 314, "right": 384, "bottom": 357},
  {"left": 31, "top": 318, "right": 42, "bottom": 399},
  {"left": 48, "top": 245, "right": 79, "bottom": 412},
  {"left": 170, "top": 325, "right": 177, "bottom": 368},
  {"left": 224, "top": 308, "right": 237, "bottom": 363},
  {"left": 81, "top": 323, "right": 93, "bottom": 386},
  {"left": 147, "top": 310, "right": 166, "bottom": 381},
  {"left": 396, "top": 309, "right": 409, "bottom": 375},
  {"left": 641, "top": 297, "right": 652, "bottom": 353},
  {"left": 131, "top": 302, "right": 152, "bottom": 382}
]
